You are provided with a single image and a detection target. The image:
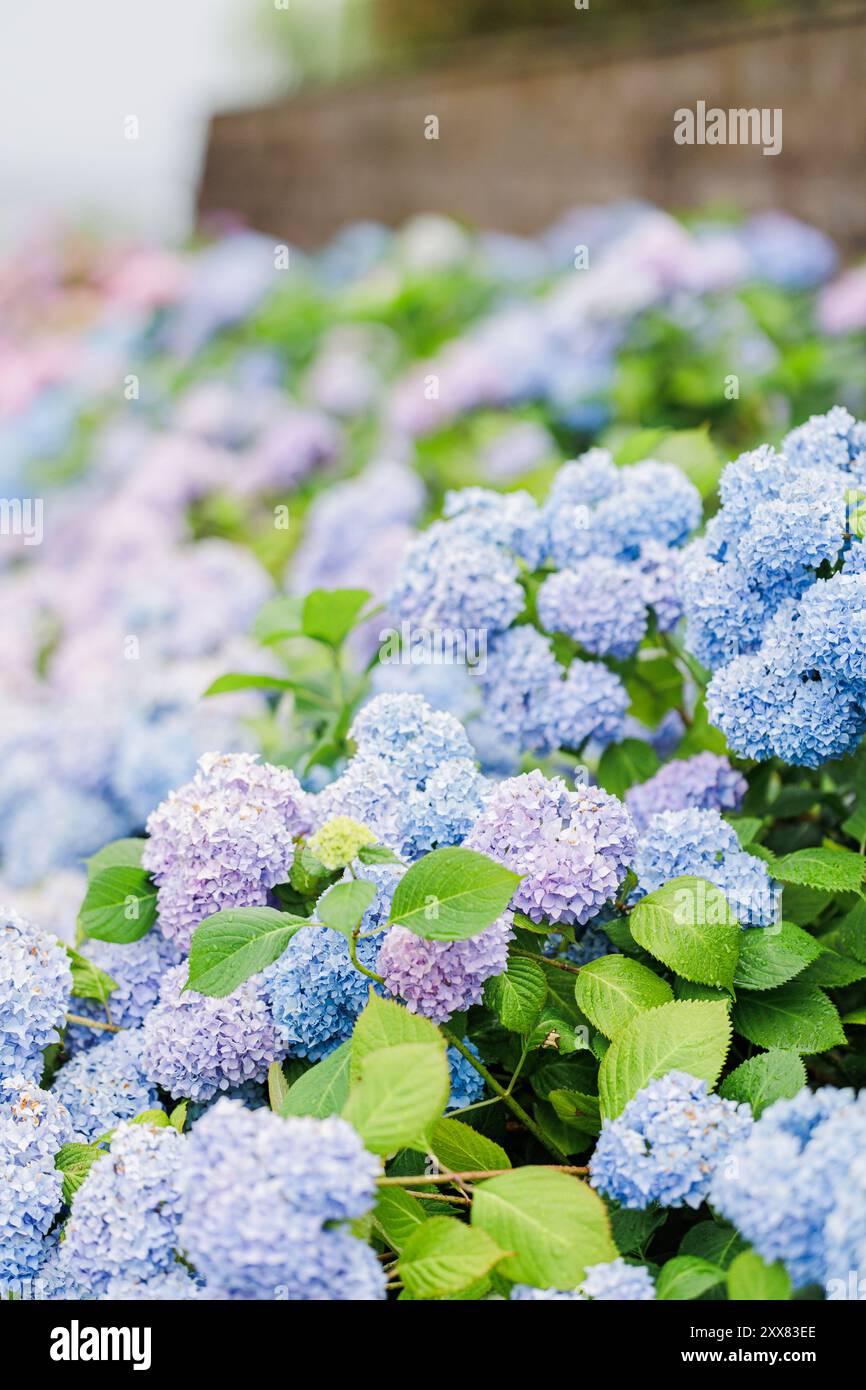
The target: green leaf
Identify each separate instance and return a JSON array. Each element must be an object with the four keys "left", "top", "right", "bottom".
[
  {"left": 654, "top": 424, "right": 722, "bottom": 498},
  {"left": 252, "top": 595, "right": 304, "bottom": 644},
  {"left": 203, "top": 672, "right": 296, "bottom": 696},
  {"left": 302, "top": 588, "right": 372, "bottom": 646},
  {"left": 268, "top": 1061, "right": 291, "bottom": 1113},
  {"left": 428, "top": 1117, "right": 510, "bottom": 1173},
  {"left": 771, "top": 847, "right": 865, "bottom": 894},
  {"left": 55, "top": 1141, "right": 104, "bottom": 1204},
  {"left": 680, "top": 1221, "right": 747, "bottom": 1269},
  {"left": 842, "top": 803, "right": 866, "bottom": 848},
  {"left": 186, "top": 907, "right": 307, "bottom": 997},
  {"left": 727, "top": 1250, "right": 791, "bottom": 1301},
  {"left": 798, "top": 947, "right": 866, "bottom": 987},
  {"left": 656, "top": 1256, "right": 725, "bottom": 1300},
  {"left": 575, "top": 955, "right": 673, "bottom": 1040},
  {"left": 372, "top": 1186, "right": 429, "bottom": 1253},
  {"left": 66, "top": 947, "right": 117, "bottom": 1004},
  {"left": 351, "top": 993, "right": 444, "bottom": 1084},
  {"left": 342, "top": 1043, "right": 450, "bottom": 1154},
  {"left": 357, "top": 843, "right": 404, "bottom": 866},
  {"left": 596, "top": 739, "right": 660, "bottom": 800},
  {"left": 168, "top": 1102, "right": 187, "bottom": 1133},
  {"left": 471, "top": 1168, "right": 615, "bottom": 1289},
  {"left": 729, "top": 817, "right": 763, "bottom": 848},
  {"left": 131, "top": 1108, "right": 169, "bottom": 1127},
  {"left": 718, "top": 1050, "right": 807, "bottom": 1116},
  {"left": 732, "top": 983, "right": 845, "bottom": 1053},
  {"left": 280, "top": 1041, "right": 352, "bottom": 1119},
  {"left": 398, "top": 1218, "right": 507, "bottom": 1300},
  {"left": 387, "top": 847, "right": 520, "bottom": 942},
  {"left": 611, "top": 1206, "right": 668, "bottom": 1257},
  {"left": 77, "top": 867, "right": 157, "bottom": 944},
  {"left": 838, "top": 899, "right": 866, "bottom": 964},
  {"left": 629, "top": 876, "right": 739, "bottom": 988},
  {"left": 733, "top": 920, "right": 822, "bottom": 991},
  {"left": 289, "top": 844, "right": 340, "bottom": 899},
  {"left": 547, "top": 1089, "right": 601, "bottom": 1137},
  {"left": 598, "top": 1000, "right": 732, "bottom": 1120},
  {"left": 85, "top": 837, "right": 145, "bottom": 879},
  {"left": 317, "top": 879, "right": 377, "bottom": 938},
  {"left": 483, "top": 957, "right": 547, "bottom": 1033}
]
